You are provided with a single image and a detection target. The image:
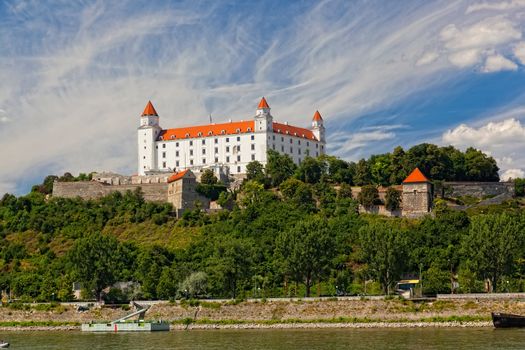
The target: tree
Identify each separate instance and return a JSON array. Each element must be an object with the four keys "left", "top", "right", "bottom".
[
  {"left": 157, "top": 267, "right": 179, "bottom": 299},
  {"left": 67, "top": 232, "right": 119, "bottom": 301},
  {"left": 359, "top": 222, "right": 407, "bottom": 294},
  {"left": 515, "top": 178, "right": 525, "bottom": 197},
  {"left": 275, "top": 217, "right": 335, "bottom": 297},
  {"left": 354, "top": 159, "right": 371, "bottom": 186},
  {"left": 179, "top": 272, "right": 208, "bottom": 298},
  {"left": 279, "top": 178, "right": 316, "bottom": 212},
  {"left": 357, "top": 185, "right": 380, "bottom": 208},
  {"left": 464, "top": 147, "right": 499, "bottom": 182},
  {"left": 246, "top": 161, "right": 266, "bottom": 184},
  {"left": 385, "top": 187, "right": 401, "bottom": 211},
  {"left": 461, "top": 213, "right": 523, "bottom": 292},
  {"left": 295, "top": 156, "right": 322, "bottom": 184},
  {"left": 200, "top": 169, "right": 218, "bottom": 185},
  {"left": 266, "top": 150, "right": 297, "bottom": 187}
]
